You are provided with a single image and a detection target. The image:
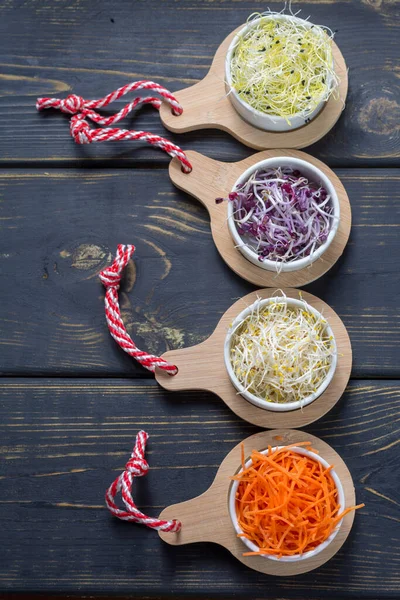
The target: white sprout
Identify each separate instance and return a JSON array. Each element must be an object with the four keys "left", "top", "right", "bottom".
[{"left": 230, "top": 296, "right": 335, "bottom": 404}]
